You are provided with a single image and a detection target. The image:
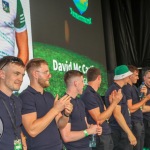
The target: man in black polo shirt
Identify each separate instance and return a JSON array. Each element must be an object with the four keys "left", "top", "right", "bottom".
[
  {"left": 81, "top": 67, "right": 122, "bottom": 150},
  {"left": 60, "top": 70, "right": 102, "bottom": 150},
  {"left": 123, "top": 65, "right": 150, "bottom": 150},
  {"left": 19, "top": 58, "right": 72, "bottom": 150},
  {"left": 105, "top": 65, "right": 137, "bottom": 150},
  {"left": 142, "top": 70, "right": 150, "bottom": 149},
  {"left": 0, "top": 56, "right": 25, "bottom": 150}
]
